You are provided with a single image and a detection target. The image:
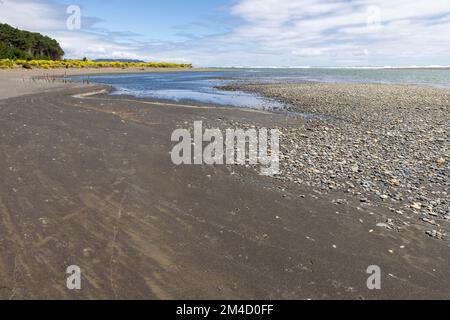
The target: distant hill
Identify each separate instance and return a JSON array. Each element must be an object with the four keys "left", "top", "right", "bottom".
[
  {"left": 94, "top": 59, "right": 145, "bottom": 63},
  {"left": 0, "top": 23, "right": 64, "bottom": 60}
]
